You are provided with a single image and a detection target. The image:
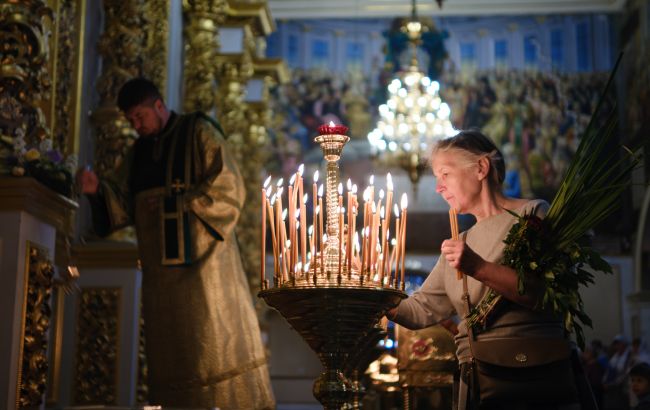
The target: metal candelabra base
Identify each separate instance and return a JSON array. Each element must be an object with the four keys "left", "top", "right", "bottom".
[{"left": 259, "top": 286, "right": 406, "bottom": 409}]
